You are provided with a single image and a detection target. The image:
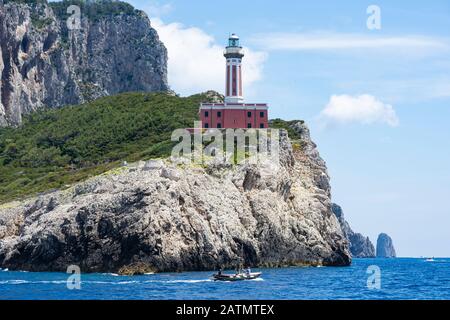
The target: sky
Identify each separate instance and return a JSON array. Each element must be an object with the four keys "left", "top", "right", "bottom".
[{"left": 126, "top": 0, "right": 450, "bottom": 257}]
